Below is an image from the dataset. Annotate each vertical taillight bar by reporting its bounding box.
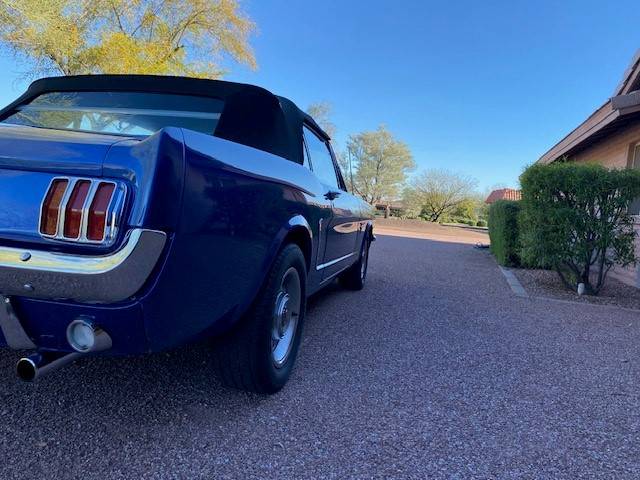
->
[39,179,69,236]
[63,180,91,238]
[87,182,116,241]
[40,178,122,243]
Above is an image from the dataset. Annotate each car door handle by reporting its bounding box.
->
[324,190,341,201]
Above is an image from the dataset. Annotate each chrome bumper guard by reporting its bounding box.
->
[0,229,166,304]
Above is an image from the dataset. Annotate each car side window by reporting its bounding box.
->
[303,125,339,189]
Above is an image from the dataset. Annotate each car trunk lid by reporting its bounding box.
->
[0,124,135,175]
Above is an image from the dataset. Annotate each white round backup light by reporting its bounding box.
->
[66,319,96,352]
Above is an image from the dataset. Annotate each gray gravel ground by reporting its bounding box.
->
[0,233,639,479]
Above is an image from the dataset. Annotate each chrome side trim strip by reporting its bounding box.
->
[316,251,356,271]
[0,228,166,303]
[316,218,324,267]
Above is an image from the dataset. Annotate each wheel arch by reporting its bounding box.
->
[281,215,313,273]
[365,220,375,242]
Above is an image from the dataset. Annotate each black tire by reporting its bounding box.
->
[213,244,307,394]
[339,231,371,291]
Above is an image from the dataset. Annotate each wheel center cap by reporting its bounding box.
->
[275,293,291,337]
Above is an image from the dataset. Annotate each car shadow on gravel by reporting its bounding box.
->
[0,234,486,419]
[0,277,357,434]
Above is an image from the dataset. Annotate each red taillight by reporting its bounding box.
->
[63,180,90,238]
[40,178,122,243]
[40,179,68,235]
[87,182,115,241]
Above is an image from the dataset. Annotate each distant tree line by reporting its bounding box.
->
[307,102,486,225]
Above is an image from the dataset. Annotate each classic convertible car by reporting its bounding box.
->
[0,75,374,393]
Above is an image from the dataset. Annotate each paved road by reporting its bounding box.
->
[0,231,639,479]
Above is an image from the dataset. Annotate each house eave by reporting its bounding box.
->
[537,91,640,164]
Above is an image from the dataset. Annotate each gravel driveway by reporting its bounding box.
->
[0,228,638,479]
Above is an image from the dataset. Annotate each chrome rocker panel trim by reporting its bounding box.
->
[0,228,166,304]
[316,252,355,271]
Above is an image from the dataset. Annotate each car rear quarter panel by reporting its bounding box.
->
[104,128,185,233]
[140,130,330,351]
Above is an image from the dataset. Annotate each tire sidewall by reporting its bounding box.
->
[360,233,371,284]
[255,245,307,392]
[338,230,371,290]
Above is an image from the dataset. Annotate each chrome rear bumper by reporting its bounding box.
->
[0,228,166,303]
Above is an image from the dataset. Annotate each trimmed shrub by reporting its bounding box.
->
[520,162,640,295]
[476,220,487,227]
[488,200,521,266]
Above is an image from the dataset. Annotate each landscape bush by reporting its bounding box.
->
[519,162,640,295]
[488,200,521,266]
[476,220,487,227]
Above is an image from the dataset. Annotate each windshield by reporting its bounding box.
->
[1,91,223,136]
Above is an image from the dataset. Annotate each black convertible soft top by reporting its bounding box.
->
[0,75,329,165]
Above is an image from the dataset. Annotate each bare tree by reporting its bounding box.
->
[404,169,478,222]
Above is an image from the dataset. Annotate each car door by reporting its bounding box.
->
[303,125,360,280]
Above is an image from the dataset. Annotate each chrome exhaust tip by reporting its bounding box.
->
[16,351,81,382]
[16,356,38,382]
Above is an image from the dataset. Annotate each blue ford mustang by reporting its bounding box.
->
[0,75,374,393]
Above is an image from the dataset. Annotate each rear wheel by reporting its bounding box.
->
[339,231,371,290]
[213,244,306,394]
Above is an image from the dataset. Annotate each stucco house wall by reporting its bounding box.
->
[570,122,640,169]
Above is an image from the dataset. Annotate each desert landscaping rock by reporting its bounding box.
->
[513,267,640,311]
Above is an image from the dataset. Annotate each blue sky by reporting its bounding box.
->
[0,0,637,191]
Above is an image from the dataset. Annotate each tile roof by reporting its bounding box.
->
[485,188,522,204]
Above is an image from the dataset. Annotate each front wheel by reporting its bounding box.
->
[213,244,307,394]
[339,231,371,291]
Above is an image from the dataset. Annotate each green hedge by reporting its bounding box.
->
[488,200,521,266]
[519,162,640,294]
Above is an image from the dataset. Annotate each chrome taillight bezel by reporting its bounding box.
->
[38,177,127,246]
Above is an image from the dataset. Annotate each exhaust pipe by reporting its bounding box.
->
[16,319,112,382]
[17,351,82,382]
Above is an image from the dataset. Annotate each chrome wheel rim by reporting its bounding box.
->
[272,267,301,367]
